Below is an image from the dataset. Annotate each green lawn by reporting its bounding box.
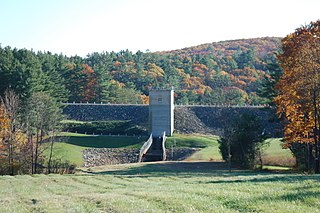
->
[45,133,293,167]
[65,135,147,148]
[263,138,291,157]
[0,162,319,212]
[166,134,218,148]
[166,134,222,161]
[43,143,86,166]
[262,138,295,167]
[44,133,148,166]
[47,133,222,166]
[166,135,292,165]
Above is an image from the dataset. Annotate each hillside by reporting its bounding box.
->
[0,37,282,105]
[155,37,282,104]
[161,37,281,57]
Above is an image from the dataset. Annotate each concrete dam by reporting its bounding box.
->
[63,103,281,137]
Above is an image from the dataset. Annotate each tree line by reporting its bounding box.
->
[0,37,282,106]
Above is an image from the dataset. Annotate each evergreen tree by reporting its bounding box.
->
[257,62,283,106]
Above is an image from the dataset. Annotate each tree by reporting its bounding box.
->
[0,103,10,173]
[275,20,320,172]
[0,88,63,175]
[0,89,22,175]
[219,112,266,169]
[81,64,98,102]
[224,87,248,105]
[258,61,283,105]
[102,80,143,104]
[25,92,63,173]
[37,52,69,102]
[63,57,84,102]
[85,52,113,102]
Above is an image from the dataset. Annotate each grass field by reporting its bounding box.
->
[262,138,295,167]
[46,133,222,166]
[0,162,319,212]
[45,133,293,167]
[44,133,148,166]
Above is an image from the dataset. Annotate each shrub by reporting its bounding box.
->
[219,112,267,169]
[63,120,147,135]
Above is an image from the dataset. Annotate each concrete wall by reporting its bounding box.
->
[149,90,174,137]
[63,104,281,136]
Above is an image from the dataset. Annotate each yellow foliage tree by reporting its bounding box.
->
[0,104,10,159]
[0,104,10,137]
[275,20,320,172]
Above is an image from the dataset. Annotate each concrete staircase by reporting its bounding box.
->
[138,132,166,162]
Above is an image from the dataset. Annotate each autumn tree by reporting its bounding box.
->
[0,89,23,175]
[0,103,10,173]
[275,20,320,172]
[81,64,98,102]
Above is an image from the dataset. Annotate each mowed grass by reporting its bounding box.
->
[46,133,221,166]
[166,135,293,165]
[43,143,86,166]
[45,133,293,167]
[0,162,319,213]
[166,134,217,148]
[262,138,295,167]
[166,134,222,161]
[44,133,148,166]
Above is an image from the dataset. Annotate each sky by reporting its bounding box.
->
[0,0,319,56]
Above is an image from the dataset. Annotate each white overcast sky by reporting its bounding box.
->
[0,0,319,56]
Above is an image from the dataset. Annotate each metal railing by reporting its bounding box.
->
[62,102,270,108]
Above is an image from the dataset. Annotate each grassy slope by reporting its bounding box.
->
[46,133,221,166]
[45,133,293,167]
[0,162,319,212]
[166,134,222,161]
[262,138,295,166]
[166,135,293,164]
[43,143,86,166]
[263,138,292,157]
[44,133,148,166]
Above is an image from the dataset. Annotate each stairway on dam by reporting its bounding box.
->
[141,136,166,162]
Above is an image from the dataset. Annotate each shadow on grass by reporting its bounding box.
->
[58,136,147,148]
[88,161,229,176]
[88,161,320,183]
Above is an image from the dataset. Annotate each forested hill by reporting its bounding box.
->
[0,37,282,105]
[159,37,281,57]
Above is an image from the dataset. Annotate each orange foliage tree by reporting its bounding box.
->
[81,64,97,102]
[0,89,23,175]
[275,20,320,172]
[0,104,10,157]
